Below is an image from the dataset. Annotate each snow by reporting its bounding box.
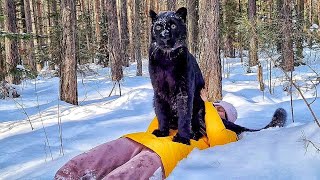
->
[1,54,320,179]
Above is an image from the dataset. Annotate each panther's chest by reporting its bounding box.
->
[154,65,176,91]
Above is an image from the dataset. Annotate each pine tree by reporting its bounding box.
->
[3,0,20,84]
[295,0,305,65]
[167,0,176,11]
[134,0,142,76]
[187,0,199,56]
[23,0,36,71]
[120,0,130,67]
[280,0,294,71]
[248,0,258,67]
[222,0,236,58]
[106,0,123,81]
[60,0,78,105]
[199,0,222,101]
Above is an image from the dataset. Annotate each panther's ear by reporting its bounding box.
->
[175,7,187,23]
[149,10,157,22]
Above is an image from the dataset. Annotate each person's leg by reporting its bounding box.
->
[103,148,163,180]
[54,138,144,180]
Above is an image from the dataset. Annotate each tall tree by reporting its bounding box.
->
[295,0,304,65]
[167,0,176,11]
[0,42,4,81]
[0,6,5,81]
[134,0,142,76]
[222,0,236,58]
[199,0,222,101]
[150,0,159,12]
[280,0,294,71]
[49,0,61,68]
[106,0,123,81]
[99,0,109,67]
[60,0,78,105]
[3,0,20,84]
[23,0,36,71]
[248,0,258,67]
[93,0,101,44]
[0,2,4,80]
[140,1,148,57]
[35,0,45,71]
[127,0,135,62]
[187,0,199,56]
[318,1,320,33]
[120,0,130,67]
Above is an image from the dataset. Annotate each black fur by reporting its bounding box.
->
[149,7,206,145]
[223,108,287,135]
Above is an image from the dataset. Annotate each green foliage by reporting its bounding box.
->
[0,15,4,23]
[0,31,34,40]
[76,12,96,64]
[5,62,37,81]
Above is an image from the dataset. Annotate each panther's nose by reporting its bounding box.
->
[160,29,169,37]
[161,37,170,45]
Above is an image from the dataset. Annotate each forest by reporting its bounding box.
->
[1,0,319,103]
[1,0,320,179]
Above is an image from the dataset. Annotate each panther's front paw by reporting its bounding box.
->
[192,131,204,141]
[173,133,190,145]
[152,129,169,137]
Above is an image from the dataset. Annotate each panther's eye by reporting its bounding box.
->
[155,25,162,31]
[171,24,177,29]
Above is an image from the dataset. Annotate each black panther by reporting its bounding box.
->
[148,7,206,145]
[148,7,287,145]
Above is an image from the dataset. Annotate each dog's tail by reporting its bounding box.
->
[223,108,287,135]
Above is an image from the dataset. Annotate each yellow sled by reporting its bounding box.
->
[125,101,238,177]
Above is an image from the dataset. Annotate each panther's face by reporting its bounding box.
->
[149,7,187,50]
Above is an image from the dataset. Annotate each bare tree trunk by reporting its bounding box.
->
[128,0,135,62]
[134,0,142,76]
[222,0,236,58]
[308,0,312,24]
[0,6,4,81]
[295,0,304,65]
[49,0,61,68]
[0,9,5,81]
[257,63,265,91]
[0,42,4,81]
[120,0,130,67]
[248,0,258,67]
[3,0,20,84]
[159,0,167,11]
[19,0,27,65]
[199,0,222,101]
[167,0,176,11]
[94,0,101,44]
[318,1,320,34]
[36,0,45,71]
[281,0,294,72]
[276,0,283,53]
[60,0,78,105]
[187,0,199,56]
[99,0,109,67]
[82,0,93,63]
[106,0,123,81]
[24,0,36,71]
[150,0,159,12]
[140,1,148,57]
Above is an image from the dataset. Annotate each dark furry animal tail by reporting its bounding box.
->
[223,108,287,135]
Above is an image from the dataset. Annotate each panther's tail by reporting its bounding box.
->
[223,108,287,135]
[263,108,287,129]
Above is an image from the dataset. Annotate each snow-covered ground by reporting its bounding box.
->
[0,54,320,179]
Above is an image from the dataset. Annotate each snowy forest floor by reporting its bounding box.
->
[1,52,320,179]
